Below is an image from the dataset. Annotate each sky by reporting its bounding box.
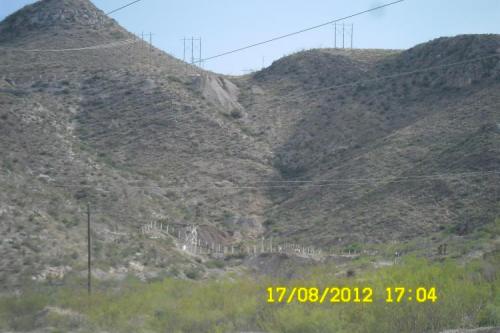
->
[1,0,499,75]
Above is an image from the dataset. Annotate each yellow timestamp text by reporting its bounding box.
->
[266,287,437,304]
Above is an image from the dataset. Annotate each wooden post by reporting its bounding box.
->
[87,203,91,296]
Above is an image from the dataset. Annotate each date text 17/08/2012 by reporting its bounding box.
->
[266,287,438,304]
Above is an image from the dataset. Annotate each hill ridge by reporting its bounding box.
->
[0,0,499,289]
[0,0,127,45]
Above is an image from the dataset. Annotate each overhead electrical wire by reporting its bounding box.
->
[3,51,498,175]
[0,0,403,59]
[18,170,500,191]
[199,0,405,63]
[1,0,497,193]
[0,38,138,53]
[272,53,500,103]
[0,0,147,52]
[106,0,145,15]
[69,52,500,142]
[3,48,496,147]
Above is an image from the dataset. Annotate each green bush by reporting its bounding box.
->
[0,255,498,332]
[0,294,49,331]
[206,259,225,269]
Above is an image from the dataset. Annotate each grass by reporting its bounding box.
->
[0,253,498,333]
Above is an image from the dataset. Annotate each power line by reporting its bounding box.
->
[62,52,500,136]
[5,52,496,96]
[106,0,145,16]
[3,44,498,188]
[21,170,500,191]
[278,54,500,103]
[41,40,489,132]
[4,53,497,186]
[0,1,148,58]
[247,170,500,184]
[17,89,498,190]
[0,38,138,53]
[199,0,405,63]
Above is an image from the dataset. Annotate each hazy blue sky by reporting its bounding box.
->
[1,0,499,75]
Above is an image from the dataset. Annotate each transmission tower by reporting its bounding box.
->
[182,37,203,67]
[333,22,354,49]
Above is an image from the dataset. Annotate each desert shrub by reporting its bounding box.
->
[0,294,49,331]
[184,266,204,280]
[0,255,498,332]
[345,243,362,253]
[61,217,79,228]
[230,109,243,119]
[206,259,225,269]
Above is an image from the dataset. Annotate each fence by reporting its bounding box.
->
[141,222,326,259]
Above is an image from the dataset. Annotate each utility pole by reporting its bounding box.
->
[182,37,202,67]
[147,32,154,69]
[191,36,194,64]
[342,22,345,49]
[199,37,202,68]
[182,37,186,62]
[351,24,354,49]
[87,202,91,296]
[334,23,337,48]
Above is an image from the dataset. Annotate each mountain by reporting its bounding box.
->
[247,36,500,245]
[0,0,129,45]
[0,0,499,288]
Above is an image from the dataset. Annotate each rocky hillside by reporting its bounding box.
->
[0,0,499,289]
[0,0,129,45]
[0,0,275,288]
[243,36,500,246]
